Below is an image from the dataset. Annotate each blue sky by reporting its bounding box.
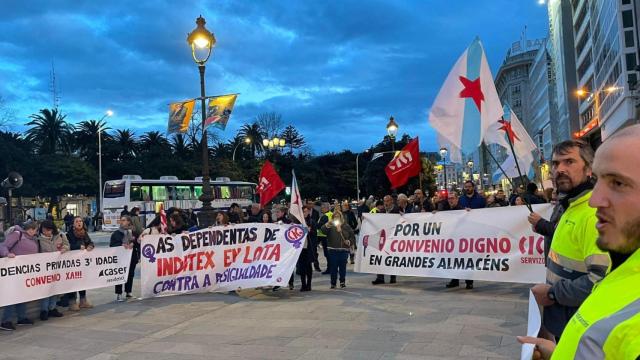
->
[0,0,548,154]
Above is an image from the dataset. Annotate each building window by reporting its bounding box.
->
[626,53,637,71]
[623,10,634,28]
[625,30,635,48]
[623,0,631,4]
[512,85,521,95]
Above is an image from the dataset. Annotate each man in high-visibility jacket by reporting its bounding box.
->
[519,124,640,359]
[530,139,610,339]
[316,202,333,274]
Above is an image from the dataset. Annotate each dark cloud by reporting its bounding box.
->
[0,0,548,153]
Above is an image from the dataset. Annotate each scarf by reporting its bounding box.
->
[73,227,86,240]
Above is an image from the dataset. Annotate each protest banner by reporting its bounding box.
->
[355,204,553,284]
[140,223,306,298]
[0,247,132,307]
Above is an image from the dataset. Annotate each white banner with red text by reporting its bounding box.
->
[140,223,306,298]
[0,247,132,307]
[355,204,553,283]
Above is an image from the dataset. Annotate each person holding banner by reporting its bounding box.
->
[0,221,39,330]
[519,124,640,359]
[110,215,135,302]
[62,216,95,311]
[530,140,609,340]
[37,220,68,321]
[321,209,355,289]
[372,196,399,285]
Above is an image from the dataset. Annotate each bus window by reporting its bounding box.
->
[131,185,151,201]
[220,186,231,199]
[166,186,177,200]
[152,185,167,201]
[176,186,192,200]
[104,182,125,198]
[235,185,254,200]
[193,186,203,199]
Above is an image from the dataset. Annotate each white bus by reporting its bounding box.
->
[101,175,257,231]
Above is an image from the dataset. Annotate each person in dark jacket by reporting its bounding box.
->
[0,222,39,330]
[494,189,510,207]
[340,201,358,264]
[522,182,547,205]
[320,209,355,289]
[528,188,566,259]
[305,200,321,272]
[63,212,74,232]
[459,180,486,209]
[445,191,477,289]
[297,207,315,291]
[63,216,95,310]
[247,203,263,223]
[110,215,135,302]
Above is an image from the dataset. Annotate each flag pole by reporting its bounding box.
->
[501,116,533,213]
[482,141,515,188]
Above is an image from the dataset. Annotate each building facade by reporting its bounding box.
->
[548,0,581,141]
[572,0,640,143]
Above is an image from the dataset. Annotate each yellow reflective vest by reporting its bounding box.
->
[552,248,640,359]
[544,190,610,336]
[317,211,332,238]
[369,207,379,213]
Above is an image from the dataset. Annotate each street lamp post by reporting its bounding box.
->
[97,110,113,217]
[232,137,252,162]
[355,150,369,201]
[467,160,474,181]
[439,147,448,191]
[187,15,216,227]
[386,116,399,152]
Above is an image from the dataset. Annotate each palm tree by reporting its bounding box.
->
[238,122,265,157]
[113,129,137,161]
[74,119,110,162]
[140,131,170,154]
[25,108,73,154]
[170,134,192,160]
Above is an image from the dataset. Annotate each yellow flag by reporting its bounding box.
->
[204,94,238,131]
[168,100,195,134]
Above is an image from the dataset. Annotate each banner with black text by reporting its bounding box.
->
[140,223,306,298]
[355,204,553,283]
[0,247,132,307]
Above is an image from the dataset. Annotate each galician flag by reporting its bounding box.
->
[492,104,538,182]
[428,37,504,162]
[288,170,307,229]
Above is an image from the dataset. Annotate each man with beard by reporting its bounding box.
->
[519,125,640,359]
[529,140,610,340]
[447,181,485,289]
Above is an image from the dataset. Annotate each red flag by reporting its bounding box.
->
[385,137,421,189]
[257,160,285,207]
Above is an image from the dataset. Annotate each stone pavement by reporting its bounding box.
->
[0,252,531,360]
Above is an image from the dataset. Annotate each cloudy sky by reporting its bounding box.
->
[1,0,548,154]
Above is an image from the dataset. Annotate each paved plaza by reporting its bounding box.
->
[0,233,530,360]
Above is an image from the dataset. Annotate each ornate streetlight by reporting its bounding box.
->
[386,116,399,152]
[262,137,286,151]
[467,160,474,181]
[439,147,448,191]
[187,15,216,227]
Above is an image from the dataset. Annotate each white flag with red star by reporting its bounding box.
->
[428,37,506,162]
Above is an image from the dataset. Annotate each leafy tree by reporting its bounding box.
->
[280,124,306,155]
[25,108,73,154]
[256,112,282,138]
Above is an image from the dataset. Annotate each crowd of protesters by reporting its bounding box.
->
[2,127,640,359]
